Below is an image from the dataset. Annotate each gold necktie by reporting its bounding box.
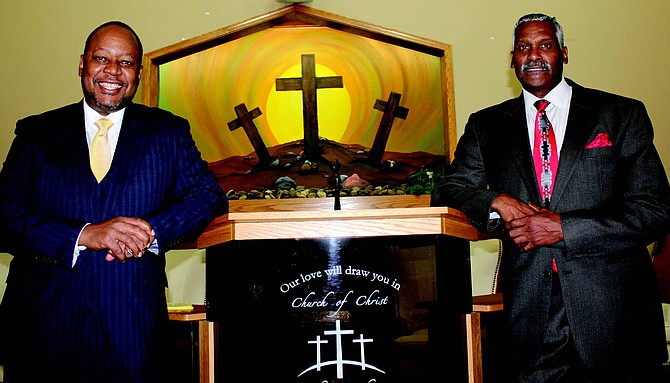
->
[90,118,114,182]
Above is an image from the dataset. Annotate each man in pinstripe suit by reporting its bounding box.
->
[0,21,227,382]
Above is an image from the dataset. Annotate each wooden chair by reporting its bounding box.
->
[651,232,670,368]
[466,294,503,383]
[395,239,504,382]
[168,305,215,383]
[466,239,504,383]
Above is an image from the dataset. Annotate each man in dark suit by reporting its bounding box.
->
[0,21,227,382]
[431,13,670,382]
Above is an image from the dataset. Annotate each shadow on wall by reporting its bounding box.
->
[470,239,501,296]
[0,250,207,305]
[165,249,207,304]
[0,253,11,302]
[0,243,504,303]
[0,253,9,383]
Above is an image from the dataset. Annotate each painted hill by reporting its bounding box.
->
[208,138,445,195]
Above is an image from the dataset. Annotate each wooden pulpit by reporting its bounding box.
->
[141,6,466,381]
[190,195,487,382]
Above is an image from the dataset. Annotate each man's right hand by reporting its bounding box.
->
[79,217,155,262]
[491,193,538,223]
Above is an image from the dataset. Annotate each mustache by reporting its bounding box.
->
[522,61,550,71]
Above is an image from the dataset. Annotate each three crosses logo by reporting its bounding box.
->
[298,319,385,379]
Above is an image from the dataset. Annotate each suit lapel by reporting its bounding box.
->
[56,103,93,180]
[550,81,600,209]
[503,97,544,204]
[43,102,99,220]
[108,105,144,180]
[62,103,97,196]
[97,104,149,215]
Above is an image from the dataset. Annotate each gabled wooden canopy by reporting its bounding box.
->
[141,4,457,163]
[143,5,450,66]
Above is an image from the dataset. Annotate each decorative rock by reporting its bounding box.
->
[341,173,370,188]
[273,176,297,190]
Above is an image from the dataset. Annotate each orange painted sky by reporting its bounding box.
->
[158,24,446,162]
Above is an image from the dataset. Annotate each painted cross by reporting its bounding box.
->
[369,91,409,164]
[369,92,409,163]
[276,54,343,158]
[227,103,273,165]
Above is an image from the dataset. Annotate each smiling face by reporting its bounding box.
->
[78,24,142,115]
[511,20,568,98]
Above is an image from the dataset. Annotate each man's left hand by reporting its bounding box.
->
[506,205,563,252]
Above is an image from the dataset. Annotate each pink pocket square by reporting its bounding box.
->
[585,132,612,149]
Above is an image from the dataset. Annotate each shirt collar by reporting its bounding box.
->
[82,101,126,128]
[522,77,572,110]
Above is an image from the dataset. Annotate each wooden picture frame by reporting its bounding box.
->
[141,4,456,212]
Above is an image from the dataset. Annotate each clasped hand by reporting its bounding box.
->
[79,217,155,262]
[492,193,564,252]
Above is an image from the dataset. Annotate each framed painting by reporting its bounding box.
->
[141,5,456,211]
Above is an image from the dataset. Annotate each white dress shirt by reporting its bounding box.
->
[522,77,573,159]
[83,101,125,154]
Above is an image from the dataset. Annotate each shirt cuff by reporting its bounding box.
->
[487,211,503,233]
[73,223,91,267]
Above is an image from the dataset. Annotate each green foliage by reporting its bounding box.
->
[406,165,445,195]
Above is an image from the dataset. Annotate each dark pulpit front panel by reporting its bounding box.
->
[206,234,472,382]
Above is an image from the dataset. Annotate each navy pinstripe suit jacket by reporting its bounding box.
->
[0,101,227,382]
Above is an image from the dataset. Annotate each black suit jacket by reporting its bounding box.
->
[0,101,228,381]
[432,79,670,377]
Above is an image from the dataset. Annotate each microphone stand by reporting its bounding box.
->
[330,159,342,210]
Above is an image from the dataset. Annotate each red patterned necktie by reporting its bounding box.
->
[532,100,558,207]
[532,100,559,272]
